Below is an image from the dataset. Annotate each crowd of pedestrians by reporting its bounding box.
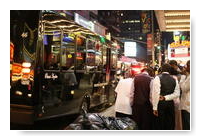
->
[114,60,190,130]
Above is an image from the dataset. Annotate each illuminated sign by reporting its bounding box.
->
[53,31,61,41]
[147,34,153,48]
[105,33,111,41]
[12,63,22,74]
[10,42,14,61]
[75,13,94,31]
[120,56,136,63]
[170,48,190,58]
[124,42,137,57]
[100,36,106,43]
[175,48,188,55]
[170,40,190,48]
[173,35,180,42]
[168,42,190,59]
[141,11,151,34]
[94,22,106,36]
[68,54,72,58]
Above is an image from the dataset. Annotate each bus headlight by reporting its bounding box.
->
[71,90,74,95]
[15,91,23,96]
[28,94,32,98]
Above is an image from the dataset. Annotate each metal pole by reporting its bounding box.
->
[158,32,162,67]
[158,49,161,67]
[151,10,155,67]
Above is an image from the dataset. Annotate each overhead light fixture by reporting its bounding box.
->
[174,31,180,35]
[166,29,190,32]
[165,12,190,17]
[166,19,190,23]
[166,24,190,28]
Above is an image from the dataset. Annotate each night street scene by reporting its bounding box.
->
[10,10,190,130]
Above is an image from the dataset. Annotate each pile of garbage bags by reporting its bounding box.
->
[65,113,138,130]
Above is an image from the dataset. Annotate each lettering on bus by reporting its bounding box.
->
[44,73,58,80]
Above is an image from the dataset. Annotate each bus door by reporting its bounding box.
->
[60,33,76,101]
[40,23,89,119]
[73,35,92,97]
[101,44,117,104]
[85,39,104,107]
[41,23,63,115]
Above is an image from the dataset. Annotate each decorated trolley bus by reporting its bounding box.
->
[10,10,121,124]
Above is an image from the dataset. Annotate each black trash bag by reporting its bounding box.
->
[102,117,120,130]
[65,113,108,130]
[115,117,138,130]
[65,113,138,130]
[86,113,109,130]
[87,113,105,124]
[102,116,138,130]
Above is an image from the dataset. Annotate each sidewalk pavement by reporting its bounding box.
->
[99,105,115,117]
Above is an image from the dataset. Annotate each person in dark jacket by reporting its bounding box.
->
[132,68,154,130]
[151,63,180,130]
[169,60,181,81]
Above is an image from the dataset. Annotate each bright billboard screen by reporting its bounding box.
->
[124,42,136,57]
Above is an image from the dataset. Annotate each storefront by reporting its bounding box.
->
[168,40,190,65]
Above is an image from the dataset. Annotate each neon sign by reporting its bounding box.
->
[170,40,190,48]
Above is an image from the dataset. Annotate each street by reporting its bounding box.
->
[10,104,114,130]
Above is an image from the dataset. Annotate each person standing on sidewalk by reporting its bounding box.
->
[132,68,154,130]
[151,63,180,130]
[169,60,183,130]
[114,69,134,118]
[179,60,190,130]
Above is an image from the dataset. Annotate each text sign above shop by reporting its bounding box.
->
[74,13,106,36]
[94,22,106,36]
[175,48,188,54]
[74,13,94,31]
[170,40,190,48]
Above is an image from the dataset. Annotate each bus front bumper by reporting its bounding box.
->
[10,104,35,125]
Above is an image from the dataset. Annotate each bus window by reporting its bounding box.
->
[111,49,118,69]
[76,36,86,70]
[102,45,107,67]
[43,23,61,70]
[86,39,96,67]
[61,33,75,70]
[95,42,103,66]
